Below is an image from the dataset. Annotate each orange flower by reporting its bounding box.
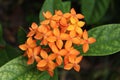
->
[64,56,83,72]
[67,17,85,35]
[53,28,69,49]
[37,49,56,76]
[26,46,41,64]
[82,30,96,53]
[64,47,80,65]
[49,42,67,66]
[54,10,70,27]
[19,37,36,50]
[19,37,41,65]
[34,24,49,40]
[70,8,84,20]
[65,30,82,49]
[36,25,56,45]
[27,22,39,37]
[41,11,58,29]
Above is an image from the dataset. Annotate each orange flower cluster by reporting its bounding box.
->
[19,8,96,76]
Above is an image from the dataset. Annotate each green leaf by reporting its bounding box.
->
[53,0,71,13]
[53,0,63,11]
[0,45,21,67]
[0,24,6,46]
[39,0,54,21]
[50,68,58,80]
[62,1,71,13]
[76,24,120,56]
[0,49,9,66]
[81,0,110,24]
[0,56,50,80]
[17,27,27,44]
[5,45,21,60]
[0,44,21,66]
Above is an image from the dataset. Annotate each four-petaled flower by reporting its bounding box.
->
[64,56,83,72]
[82,30,96,53]
[37,49,56,76]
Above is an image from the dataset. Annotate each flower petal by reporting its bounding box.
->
[27,37,36,48]
[60,33,69,40]
[70,30,76,38]
[19,44,27,50]
[43,11,52,19]
[77,21,85,27]
[76,14,84,19]
[56,39,63,49]
[34,33,43,40]
[59,49,67,56]
[52,15,61,21]
[72,37,81,44]
[71,8,76,15]
[67,25,74,31]
[27,57,34,65]
[65,40,72,49]
[64,63,73,70]
[64,57,69,65]
[27,48,33,58]
[60,26,68,33]
[38,25,48,33]
[83,43,89,53]
[83,30,88,40]
[68,55,75,63]
[56,56,63,65]
[47,36,56,42]
[63,13,71,18]
[74,64,80,72]
[70,48,80,55]
[48,61,56,70]
[35,56,41,62]
[60,17,67,26]
[46,31,52,36]
[88,37,96,44]
[78,39,84,44]
[55,10,63,15]
[50,20,58,28]
[31,22,38,29]
[27,30,35,37]
[40,50,48,59]
[75,56,83,63]
[75,27,83,35]
[53,28,60,37]
[34,46,41,56]
[48,42,59,53]
[70,17,76,24]
[48,53,56,60]
[40,20,50,25]
[37,60,47,67]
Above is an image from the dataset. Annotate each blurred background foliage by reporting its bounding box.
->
[0,0,120,80]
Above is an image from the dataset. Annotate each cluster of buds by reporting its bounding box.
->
[19,8,96,76]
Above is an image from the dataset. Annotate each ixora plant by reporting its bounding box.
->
[0,0,120,80]
[19,8,96,76]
